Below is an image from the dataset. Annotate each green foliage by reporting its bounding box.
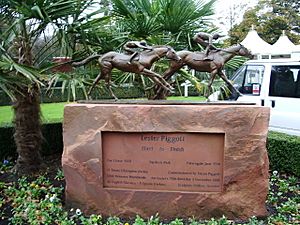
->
[111,0,217,49]
[47,72,90,102]
[54,169,64,181]
[267,171,299,224]
[267,0,300,35]
[267,131,300,176]
[3,175,72,224]
[0,102,67,126]
[0,159,13,173]
[0,164,299,224]
[228,0,300,45]
[0,85,145,106]
[0,54,45,101]
[0,0,115,175]
[0,0,114,100]
[103,0,245,99]
[0,126,17,160]
[0,123,62,160]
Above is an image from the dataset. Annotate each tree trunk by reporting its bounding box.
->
[13,86,43,175]
[12,22,43,175]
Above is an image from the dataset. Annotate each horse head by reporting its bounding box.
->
[165,46,181,62]
[152,45,181,62]
[238,44,254,59]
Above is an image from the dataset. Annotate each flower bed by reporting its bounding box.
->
[0,156,299,225]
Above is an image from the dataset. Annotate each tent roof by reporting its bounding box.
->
[241,27,272,54]
[272,31,296,54]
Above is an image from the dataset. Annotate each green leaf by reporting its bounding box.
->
[31,5,44,20]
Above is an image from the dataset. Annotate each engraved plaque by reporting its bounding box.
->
[102,132,224,192]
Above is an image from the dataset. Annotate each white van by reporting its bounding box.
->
[210,59,300,136]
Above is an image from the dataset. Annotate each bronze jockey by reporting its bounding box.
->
[124,40,152,64]
[193,32,224,60]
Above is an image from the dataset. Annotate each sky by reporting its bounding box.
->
[212,0,259,34]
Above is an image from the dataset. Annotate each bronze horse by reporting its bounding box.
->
[72,46,181,99]
[153,44,253,99]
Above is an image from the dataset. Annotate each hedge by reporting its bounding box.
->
[0,123,62,160]
[0,86,146,106]
[0,86,202,106]
[1,126,299,176]
[267,131,300,176]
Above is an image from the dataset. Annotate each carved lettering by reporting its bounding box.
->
[103,132,224,192]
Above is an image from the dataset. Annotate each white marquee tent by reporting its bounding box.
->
[240,27,300,59]
[241,26,272,55]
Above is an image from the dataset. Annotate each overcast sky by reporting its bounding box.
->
[212,0,259,34]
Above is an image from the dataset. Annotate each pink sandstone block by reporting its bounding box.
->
[62,103,270,220]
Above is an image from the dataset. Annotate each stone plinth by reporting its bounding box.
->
[62,102,270,220]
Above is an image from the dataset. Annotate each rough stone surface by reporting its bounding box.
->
[62,103,270,220]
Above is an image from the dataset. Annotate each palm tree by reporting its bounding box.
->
[111,0,217,46]
[109,0,219,98]
[0,0,108,175]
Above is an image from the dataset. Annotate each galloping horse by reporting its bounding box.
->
[153,44,253,99]
[72,46,181,99]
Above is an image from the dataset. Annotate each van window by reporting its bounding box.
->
[232,65,265,95]
[269,66,300,98]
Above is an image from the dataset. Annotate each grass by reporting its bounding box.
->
[0,102,67,127]
[0,96,205,126]
[166,96,206,101]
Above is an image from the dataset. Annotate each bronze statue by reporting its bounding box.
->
[153,44,253,99]
[193,32,224,60]
[123,40,153,64]
[72,45,181,100]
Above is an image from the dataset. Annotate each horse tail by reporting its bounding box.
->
[72,54,102,67]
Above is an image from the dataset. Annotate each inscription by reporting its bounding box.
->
[103,132,224,192]
[141,135,185,144]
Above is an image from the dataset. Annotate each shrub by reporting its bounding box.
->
[0,123,62,160]
[0,126,16,160]
[267,131,300,176]
[0,86,145,106]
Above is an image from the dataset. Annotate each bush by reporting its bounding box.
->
[0,92,13,106]
[0,125,16,160]
[42,86,145,102]
[0,86,145,106]
[267,131,300,176]
[172,86,201,97]
[0,123,62,160]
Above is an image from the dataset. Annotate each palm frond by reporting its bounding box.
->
[47,71,90,102]
[0,55,43,86]
[225,56,248,70]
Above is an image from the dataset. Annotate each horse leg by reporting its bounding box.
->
[141,68,172,92]
[218,70,242,97]
[104,72,118,100]
[205,71,218,98]
[88,61,118,100]
[162,61,182,80]
[144,68,173,89]
[101,62,118,100]
[88,71,102,98]
[152,88,169,100]
[152,63,183,99]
